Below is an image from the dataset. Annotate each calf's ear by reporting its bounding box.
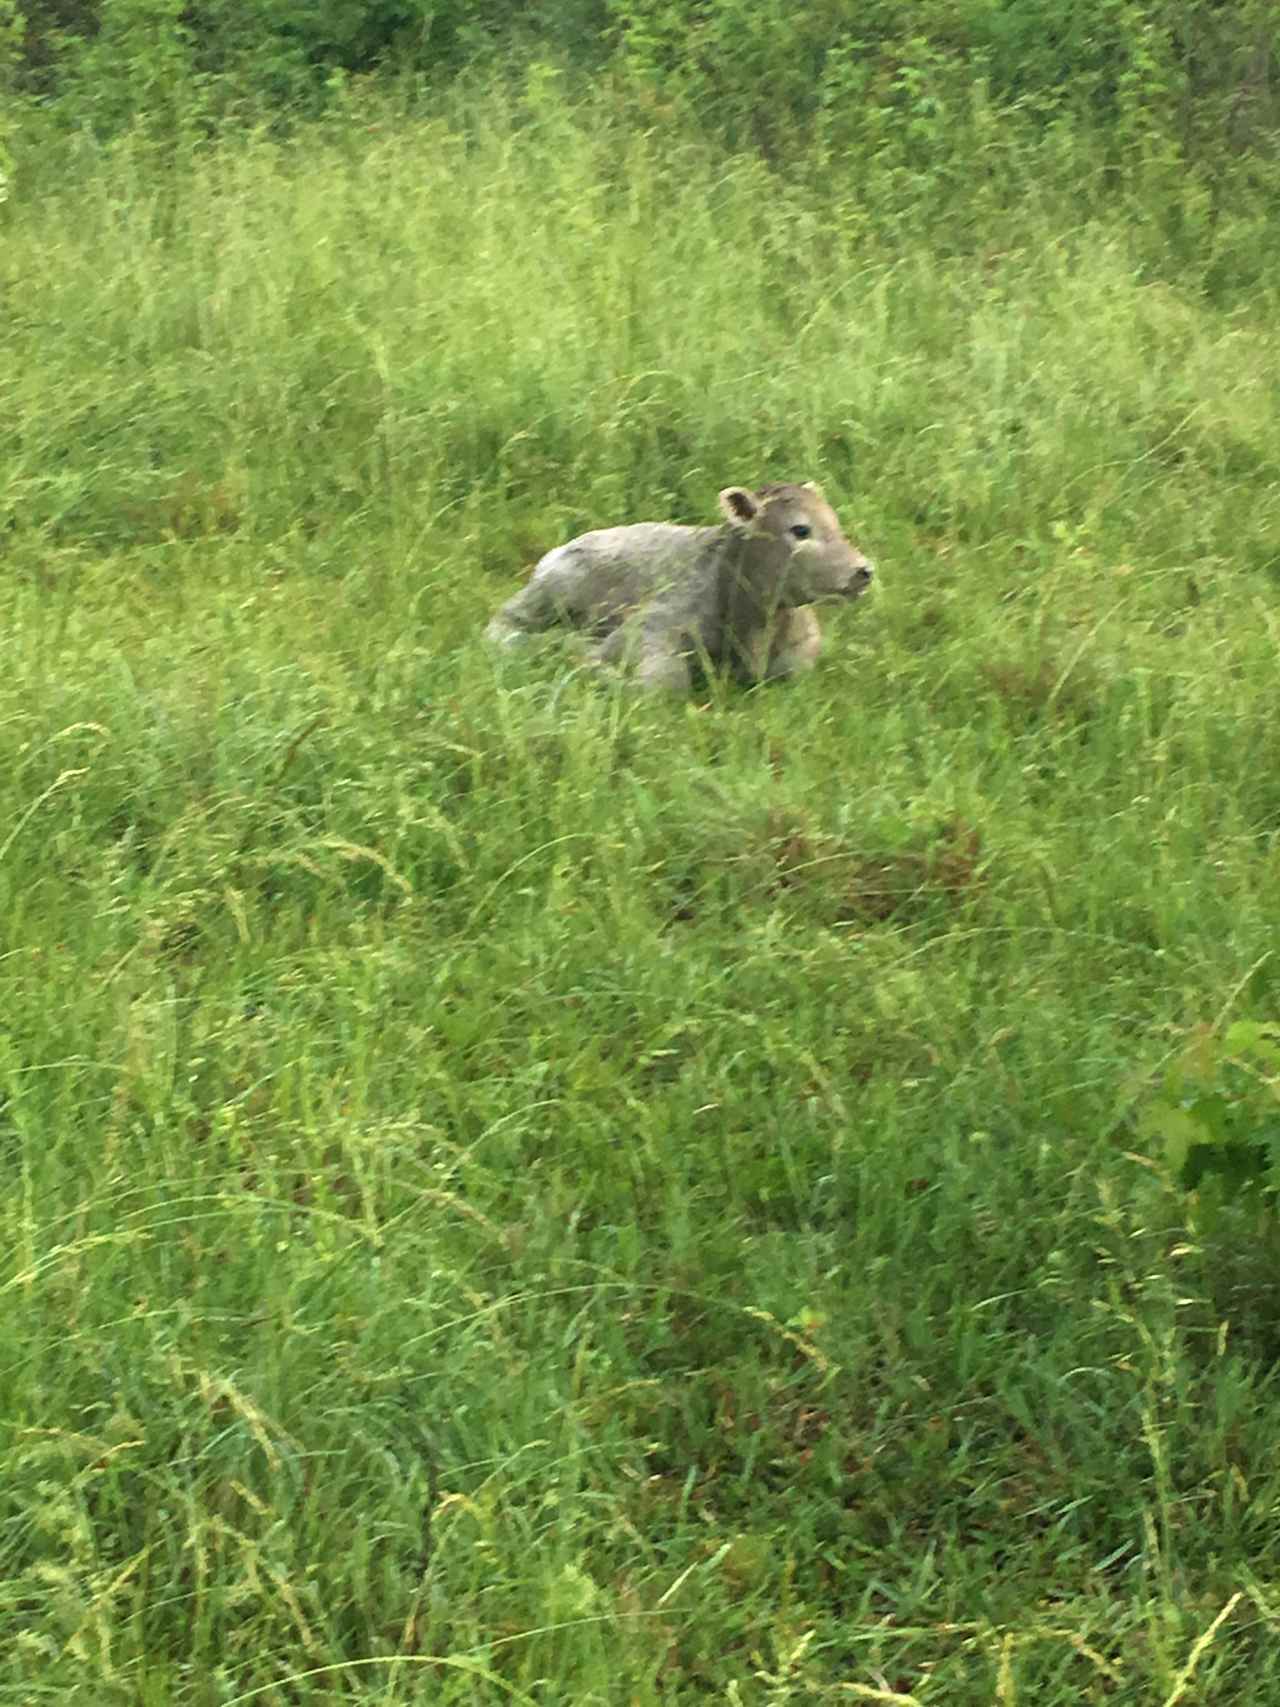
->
[719,487,761,527]
[801,480,826,499]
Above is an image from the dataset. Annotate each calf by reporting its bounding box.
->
[486,482,874,692]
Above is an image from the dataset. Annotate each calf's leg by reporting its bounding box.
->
[762,608,822,679]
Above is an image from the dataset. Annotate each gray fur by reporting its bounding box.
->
[486,482,874,692]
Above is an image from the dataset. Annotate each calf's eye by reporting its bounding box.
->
[789,524,812,540]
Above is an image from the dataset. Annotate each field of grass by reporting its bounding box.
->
[3,81,1280,1703]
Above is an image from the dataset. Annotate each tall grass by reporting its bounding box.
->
[3,83,1280,1703]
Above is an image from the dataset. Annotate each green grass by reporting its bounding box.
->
[3,83,1280,1704]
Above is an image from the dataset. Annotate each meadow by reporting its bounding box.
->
[3,73,1280,1703]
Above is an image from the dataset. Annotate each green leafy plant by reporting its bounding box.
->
[49,0,203,138]
[1139,1020,1280,1201]
[0,0,25,198]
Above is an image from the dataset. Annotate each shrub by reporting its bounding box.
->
[0,0,23,192]
[10,0,614,122]
[605,0,1279,167]
[5,0,1277,160]
[1139,1021,1280,1207]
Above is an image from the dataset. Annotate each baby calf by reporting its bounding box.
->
[486,482,874,692]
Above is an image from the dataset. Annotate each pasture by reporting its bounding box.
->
[3,82,1280,1703]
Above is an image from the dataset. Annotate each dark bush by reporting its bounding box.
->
[3,0,1277,164]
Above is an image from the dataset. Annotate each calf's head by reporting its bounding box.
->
[720,482,874,606]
